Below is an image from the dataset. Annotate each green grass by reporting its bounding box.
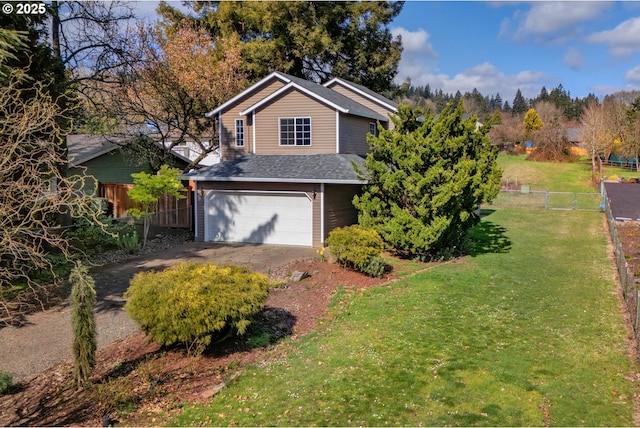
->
[169,209,636,426]
[498,154,597,193]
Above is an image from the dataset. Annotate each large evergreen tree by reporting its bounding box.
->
[354,102,502,260]
[157,0,403,93]
[512,89,528,116]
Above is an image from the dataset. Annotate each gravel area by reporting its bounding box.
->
[0,236,315,383]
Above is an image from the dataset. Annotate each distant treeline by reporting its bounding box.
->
[402,83,599,122]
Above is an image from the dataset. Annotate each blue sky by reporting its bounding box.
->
[134,1,640,104]
[391,1,640,103]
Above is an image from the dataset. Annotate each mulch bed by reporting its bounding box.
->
[0,258,390,427]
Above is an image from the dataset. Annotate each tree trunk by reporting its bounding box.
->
[51,1,61,60]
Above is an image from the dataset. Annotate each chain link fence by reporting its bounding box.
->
[603,187,640,341]
[486,188,604,211]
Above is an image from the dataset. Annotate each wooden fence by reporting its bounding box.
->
[98,183,191,229]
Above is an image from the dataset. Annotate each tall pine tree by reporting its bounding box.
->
[157,1,403,93]
[512,89,528,116]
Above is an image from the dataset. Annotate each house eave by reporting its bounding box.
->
[182,176,366,185]
[205,71,290,117]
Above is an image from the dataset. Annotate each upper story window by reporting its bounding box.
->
[368,122,379,137]
[235,119,245,147]
[280,117,311,146]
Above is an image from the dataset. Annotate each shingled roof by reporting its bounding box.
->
[208,71,388,122]
[183,154,367,184]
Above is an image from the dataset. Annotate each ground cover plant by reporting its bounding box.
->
[171,208,636,426]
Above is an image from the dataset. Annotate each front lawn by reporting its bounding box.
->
[171,208,636,426]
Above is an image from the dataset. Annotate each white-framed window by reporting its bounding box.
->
[279,117,311,146]
[368,122,379,137]
[235,119,245,147]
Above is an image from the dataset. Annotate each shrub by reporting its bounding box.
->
[69,261,97,389]
[326,225,384,276]
[68,216,140,255]
[124,262,273,355]
[0,370,12,394]
[361,256,387,278]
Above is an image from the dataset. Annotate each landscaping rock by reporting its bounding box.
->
[201,382,225,399]
[290,271,310,282]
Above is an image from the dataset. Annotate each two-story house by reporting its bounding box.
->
[183,71,398,247]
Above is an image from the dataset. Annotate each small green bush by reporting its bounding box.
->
[0,370,13,394]
[124,262,273,355]
[361,256,387,278]
[68,216,139,255]
[326,225,384,276]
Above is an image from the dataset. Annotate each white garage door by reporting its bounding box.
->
[204,191,313,246]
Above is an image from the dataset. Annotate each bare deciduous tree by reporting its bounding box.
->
[100,23,248,171]
[51,0,137,87]
[581,100,611,182]
[0,70,103,320]
[528,101,572,162]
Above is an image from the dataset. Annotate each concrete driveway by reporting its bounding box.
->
[0,242,317,382]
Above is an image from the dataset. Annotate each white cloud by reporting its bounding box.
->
[392,27,439,85]
[588,17,640,56]
[510,2,610,42]
[391,27,437,57]
[395,61,549,101]
[563,47,584,70]
[625,65,640,83]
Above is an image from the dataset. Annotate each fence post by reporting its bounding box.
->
[636,289,640,338]
[544,190,548,209]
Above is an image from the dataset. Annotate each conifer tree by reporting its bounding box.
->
[354,102,502,260]
[512,89,528,116]
[524,108,543,138]
[69,261,97,390]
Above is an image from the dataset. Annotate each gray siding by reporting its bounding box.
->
[339,114,371,155]
[323,184,361,242]
[326,82,395,130]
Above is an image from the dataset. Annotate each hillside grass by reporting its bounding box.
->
[169,208,636,426]
[500,154,640,192]
[498,155,596,193]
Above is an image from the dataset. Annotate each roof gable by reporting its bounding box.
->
[67,134,122,165]
[67,135,194,167]
[207,71,391,122]
[323,77,398,112]
[239,79,387,121]
[205,71,290,117]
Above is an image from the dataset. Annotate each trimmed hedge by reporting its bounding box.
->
[325,225,385,277]
[124,262,274,355]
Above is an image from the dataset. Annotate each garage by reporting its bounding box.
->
[204,190,313,246]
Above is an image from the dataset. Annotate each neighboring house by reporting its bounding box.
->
[67,134,193,225]
[161,136,221,167]
[183,71,398,247]
[567,127,588,157]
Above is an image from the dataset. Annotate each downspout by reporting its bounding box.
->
[320,183,325,245]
